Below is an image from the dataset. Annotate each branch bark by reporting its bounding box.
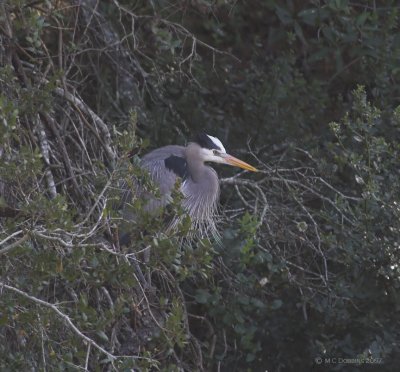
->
[0,281,116,360]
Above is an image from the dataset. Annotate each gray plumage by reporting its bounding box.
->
[141,145,186,213]
[119,134,257,242]
[140,143,219,238]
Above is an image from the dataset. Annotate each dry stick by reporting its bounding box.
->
[224,170,334,287]
[0,206,23,218]
[77,174,114,226]
[0,234,29,255]
[35,115,57,199]
[1,3,13,66]
[61,106,95,171]
[85,343,91,372]
[0,229,24,246]
[291,191,329,284]
[80,0,100,42]
[12,50,31,88]
[42,113,85,202]
[111,0,240,63]
[224,175,355,226]
[0,282,116,361]
[53,87,116,165]
[160,265,204,371]
[3,7,33,89]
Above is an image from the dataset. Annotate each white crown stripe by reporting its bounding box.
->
[206,134,226,153]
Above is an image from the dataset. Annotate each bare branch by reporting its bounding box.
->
[0,234,29,255]
[0,281,117,360]
[53,87,116,164]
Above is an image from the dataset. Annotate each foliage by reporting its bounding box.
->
[1,1,400,371]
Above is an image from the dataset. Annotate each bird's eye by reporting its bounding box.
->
[212,149,219,156]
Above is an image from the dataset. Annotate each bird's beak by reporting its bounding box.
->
[222,154,258,172]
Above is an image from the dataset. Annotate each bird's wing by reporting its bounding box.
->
[120,145,186,216]
[140,145,186,195]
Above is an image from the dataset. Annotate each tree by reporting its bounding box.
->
[1,1,400,370]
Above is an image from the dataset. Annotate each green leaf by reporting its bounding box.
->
[356,12,369,27]
[0,314,8,326]
[271,299,283,310]
[298,8,318,26]
[194,289,210,304]
[96,330,109,342]
[276,6,293,25]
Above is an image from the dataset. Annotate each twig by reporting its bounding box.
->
[85,343,91,371]
[53,87,116,165]
[0,281,116,361]
[35,115,57,199]
[0,234,29,255]
[0,229,24,246]
[42,113,85,203]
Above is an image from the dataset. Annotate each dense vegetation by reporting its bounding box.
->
[1,1,399,370]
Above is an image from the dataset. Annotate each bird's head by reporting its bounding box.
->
[194,133,258,172]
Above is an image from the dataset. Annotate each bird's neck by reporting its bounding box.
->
[187,158,208,183]
[184,143,220,187]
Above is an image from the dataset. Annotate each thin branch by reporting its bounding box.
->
[35,115,57,199]
[0,281,116,361]
[0,234,29,255]
[53,87,116,164]
[85,343,91,371]
[0,229,24,246]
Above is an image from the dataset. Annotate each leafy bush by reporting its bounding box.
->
[1,1,400,371]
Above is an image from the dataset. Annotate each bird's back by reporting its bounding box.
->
[120,145,185,216]
[141,145,185,199]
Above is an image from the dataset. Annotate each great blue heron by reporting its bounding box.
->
[119,133,257,242]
